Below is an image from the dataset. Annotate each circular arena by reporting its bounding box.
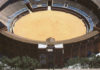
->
[0,0,100,68]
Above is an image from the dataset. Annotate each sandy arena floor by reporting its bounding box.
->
[13,10,86,41]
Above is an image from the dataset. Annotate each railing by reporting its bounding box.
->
[52,4,64,7]
[67,6,94,31]
[32,3,47,8]
[52,3,94,32]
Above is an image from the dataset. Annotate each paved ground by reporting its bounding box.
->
[36,69,100,70]
[37,69,100,70]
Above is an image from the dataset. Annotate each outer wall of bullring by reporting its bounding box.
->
[0,0,100,68]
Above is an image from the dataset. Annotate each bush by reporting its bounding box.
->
[89,56,100,68]
[0,56,40,70]
[65,55,100,68]
[65,57,90,68]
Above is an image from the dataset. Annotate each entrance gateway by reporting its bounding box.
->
[38,38,64,68]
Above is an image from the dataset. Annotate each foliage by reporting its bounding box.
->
[0,56,40,70]
[65,55,100,68]
[89,56,100,68]
[18,56,40,70]
[67,57,80,66]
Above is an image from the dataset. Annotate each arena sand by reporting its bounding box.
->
[13,10,86,41]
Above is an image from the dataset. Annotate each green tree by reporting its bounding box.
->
[65,57,90,68]
[0,56,40,70]
[16,56,40,70]
[79,57,89,68]
[67,57,80,66]
[89,56,100,68]
[0,56,20,69]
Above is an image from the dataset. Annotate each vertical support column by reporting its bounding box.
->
[90,40,94,53]
[78,43,81,57]
[95,38,100,53]
[85,43,88,56]
[70,45,73,58]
